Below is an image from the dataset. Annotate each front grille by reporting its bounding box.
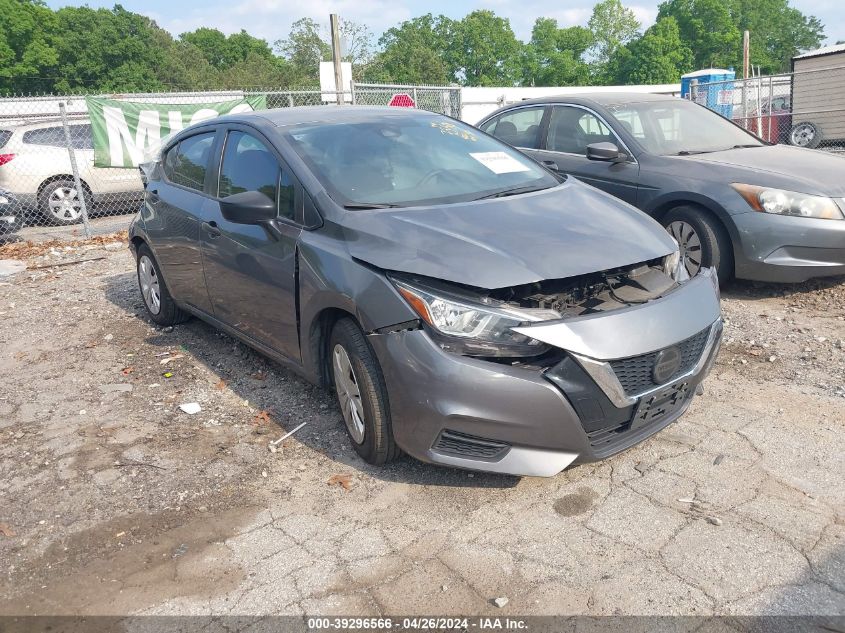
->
[609,328,710,396]
[432,430,510,460]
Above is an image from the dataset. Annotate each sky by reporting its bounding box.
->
[44,0,843,49]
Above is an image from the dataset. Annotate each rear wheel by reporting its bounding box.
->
[329,318,399,465]
[136,244,189,326]
[663,205,734,283]
[40,179,86,226]
[789,122,822,149]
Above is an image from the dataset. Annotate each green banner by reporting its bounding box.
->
[86,95,267,168]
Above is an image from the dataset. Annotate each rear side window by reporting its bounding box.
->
[21,124,93,149]
[0,130,11,149]
[485,107,545,149]
[163,132,216,192]
[219,131,294,220]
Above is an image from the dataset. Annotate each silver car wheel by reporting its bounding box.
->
[332,343,366,444]
[48,186,82,222]
[790,123,815,147]
[667,220,702,277]
[138,255,161,315]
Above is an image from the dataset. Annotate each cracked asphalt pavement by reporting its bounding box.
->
[0,237,843,617]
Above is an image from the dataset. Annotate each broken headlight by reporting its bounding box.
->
[662,241,689,282]
[392,278,560,357]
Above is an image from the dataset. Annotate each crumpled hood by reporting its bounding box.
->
[338,179,676,289]
[680,145,845,197]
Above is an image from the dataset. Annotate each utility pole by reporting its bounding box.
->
[742,30,750,79]
[330,14,344,105]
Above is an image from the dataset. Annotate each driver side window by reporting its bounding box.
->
[219,131,294,220]
[547,106,615,155]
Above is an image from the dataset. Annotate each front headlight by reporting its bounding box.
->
[392,278,560,357]
[732,183,844,220]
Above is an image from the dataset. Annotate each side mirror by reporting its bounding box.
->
[587,142,628,163]
[219,190,276,224]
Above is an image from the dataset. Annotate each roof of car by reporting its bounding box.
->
[234,105,442,127]
[506,92,678,109]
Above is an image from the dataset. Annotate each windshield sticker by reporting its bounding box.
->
[431,121,477,141]
[470,152,531,174]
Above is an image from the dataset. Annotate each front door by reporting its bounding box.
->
[201,128,301,361]
[534,105,640,205]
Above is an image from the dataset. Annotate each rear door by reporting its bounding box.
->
[201,126,302,361]
[143,129,218,314]
[534,104,639,204]
[478,106,548,161]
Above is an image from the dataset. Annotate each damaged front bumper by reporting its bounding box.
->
[367,268,722,477]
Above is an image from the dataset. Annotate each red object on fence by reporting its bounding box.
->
[388,93,416,108]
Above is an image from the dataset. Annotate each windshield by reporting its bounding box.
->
[607,100,764,156]
[284,115,559,207]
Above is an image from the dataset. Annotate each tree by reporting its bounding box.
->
[364,14,451,84]
[523,18,593,86]
[588,0,641,78]
[609,16,693,84]
[0,0,58,93]
[657,0,740,70]
[728,0,824,73]
[445,10,523,86]
[275,18,331,85]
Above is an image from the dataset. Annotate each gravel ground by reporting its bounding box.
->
[0,236,843,617]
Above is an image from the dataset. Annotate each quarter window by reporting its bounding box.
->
[219,131,294,220]
[547,106,616,155]
[165,132,216,192]
[486,107,544,149]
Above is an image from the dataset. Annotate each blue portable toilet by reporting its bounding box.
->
[681,68,736,118]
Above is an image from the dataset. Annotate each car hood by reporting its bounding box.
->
[679,145,845,197]
[338,179,676,289]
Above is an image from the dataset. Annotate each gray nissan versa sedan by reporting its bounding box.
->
[479,93,845,283]
[129,106,722,477]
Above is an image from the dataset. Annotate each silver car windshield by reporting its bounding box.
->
[285,116,559,207]
[608,100,764,156]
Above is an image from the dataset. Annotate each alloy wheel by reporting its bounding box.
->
[667,220,702,277]
[138,255,161,315]
[332,343,366,444]
[790,123,815,147]
[48,186,83,222]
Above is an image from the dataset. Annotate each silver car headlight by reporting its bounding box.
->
[732,183,844,220]
[391,278,560,357]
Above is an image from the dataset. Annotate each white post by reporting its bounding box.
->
[59,102,91,238]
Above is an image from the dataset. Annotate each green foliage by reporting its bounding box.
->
[588,0,641,80]
[364,14,451,84]
[523,19,594,86]
[445,10,523,86]
[609,17,694,84]
[0,0,828,94]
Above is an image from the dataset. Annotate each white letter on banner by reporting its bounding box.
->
[104,106,161,167]
[190,108,219,125]
[167,111,185,134]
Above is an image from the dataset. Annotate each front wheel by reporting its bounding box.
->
[329,318,399,465]
[663,206,734,283]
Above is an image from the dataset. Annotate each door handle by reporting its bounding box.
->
[203,220,221,238]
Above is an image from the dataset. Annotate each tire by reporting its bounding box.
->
[789,122,822,149]
[663,205,734,283]
[136,244,190,326]
[39,179,88,226]
[329,317,399,465]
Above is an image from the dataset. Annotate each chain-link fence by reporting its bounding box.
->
[0,83,461,242]
[687,64,845,154]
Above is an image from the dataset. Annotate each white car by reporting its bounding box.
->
[0,120,143,225]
